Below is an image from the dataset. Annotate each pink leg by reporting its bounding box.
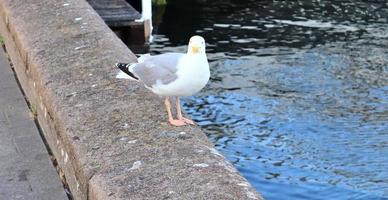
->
[176,97,195,125]
[164,97,186,126]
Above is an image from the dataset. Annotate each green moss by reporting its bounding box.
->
[30,104,38,118]
[152,0,167,6]
[0,35,4,45]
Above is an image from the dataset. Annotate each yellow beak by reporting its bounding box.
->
[191,46,200,53]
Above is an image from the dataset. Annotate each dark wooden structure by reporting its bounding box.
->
[87,0,149,53]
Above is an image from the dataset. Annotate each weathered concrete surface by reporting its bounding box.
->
[0,0,263,199]
[0,48,68,200]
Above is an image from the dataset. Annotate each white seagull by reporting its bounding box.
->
[116,35,210,126]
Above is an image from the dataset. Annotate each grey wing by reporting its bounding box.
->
[132,53,184,87]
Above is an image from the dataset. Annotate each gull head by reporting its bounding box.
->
[187,35,206,55]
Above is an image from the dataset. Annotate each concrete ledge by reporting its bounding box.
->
[0,0,263,199]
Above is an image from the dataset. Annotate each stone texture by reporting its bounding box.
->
[0,0,263,199]
[0,48,67,200]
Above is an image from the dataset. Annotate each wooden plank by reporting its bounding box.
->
[87,0,142,27]
[86,0,148,53]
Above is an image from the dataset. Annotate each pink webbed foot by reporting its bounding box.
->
[180,117,195,125]
[169,119,187,126]
[175,97,195,125]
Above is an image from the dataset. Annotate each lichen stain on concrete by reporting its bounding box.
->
[74,45,87,50]
[64,152,69,163]
[127,161,141,171]
[247,191,259,199]
[127,140,137,144]
[193,163,209,168]
[238,182,258,199]
[238,182,249,187]
[206,146,223,157]
[121,123,129,129]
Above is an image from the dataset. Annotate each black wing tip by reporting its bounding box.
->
[115,62,139,80]
[115,62,128,68]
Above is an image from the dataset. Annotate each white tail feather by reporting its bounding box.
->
[138,54,151,62]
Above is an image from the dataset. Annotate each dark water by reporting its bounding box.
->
[150,0,388,199]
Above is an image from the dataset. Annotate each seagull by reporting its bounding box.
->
[116,35,210,126]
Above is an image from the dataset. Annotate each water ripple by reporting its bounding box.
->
[151,0,388,199]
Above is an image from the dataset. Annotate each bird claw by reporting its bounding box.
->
[169,119,186,126]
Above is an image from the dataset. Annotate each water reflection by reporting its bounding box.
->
[151,0,388,199]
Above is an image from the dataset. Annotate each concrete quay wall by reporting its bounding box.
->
[0,0,263,199]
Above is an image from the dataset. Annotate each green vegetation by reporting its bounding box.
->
[0,35,4,45]
[30,104,38,118]
[152,0,167,6]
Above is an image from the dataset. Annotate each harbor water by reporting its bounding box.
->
[150,0,388,199]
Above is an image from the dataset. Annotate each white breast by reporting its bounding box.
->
[151,54,210,96]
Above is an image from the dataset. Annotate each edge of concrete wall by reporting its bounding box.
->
[0,0,263,199]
